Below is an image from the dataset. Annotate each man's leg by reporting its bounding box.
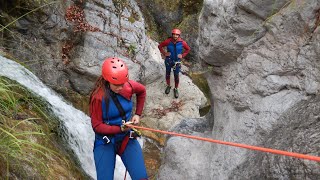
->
[174,72,179,89]
[165,58,172,94]
[173,62,181,98]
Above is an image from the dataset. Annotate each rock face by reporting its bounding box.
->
[198,0,265,66]
[1,0,206,178]
[2,0,320,179]
[158,0,320,179]
[136,0,203,62]
[230,96,320,179]
[157,117,212,180]
[1,0,206,125]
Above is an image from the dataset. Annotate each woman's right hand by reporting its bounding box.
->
[165,52,171,57]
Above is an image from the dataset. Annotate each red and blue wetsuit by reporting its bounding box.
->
[90,80,148,180]
[158,37,190,88]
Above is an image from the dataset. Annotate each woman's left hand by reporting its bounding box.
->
[131,114,140,124]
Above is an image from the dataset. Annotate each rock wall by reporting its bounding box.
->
[206,0,320,179]
[230,95,320,179]
[1,0,207,178]
[4,0,319,179]
[158,0,320,179]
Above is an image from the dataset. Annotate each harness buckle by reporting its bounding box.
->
[129,130,141,139]
[102,136,110,144]
[129,131,135,139]
[173,62,181,70]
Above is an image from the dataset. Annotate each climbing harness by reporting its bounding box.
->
[125,124,320,162]
[96,90,141,154]
[173,61,181,71]
[102,135,111,144]
[100,91,143,180]
[108,91,140,156]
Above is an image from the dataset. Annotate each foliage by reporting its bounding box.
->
[182,0,203,16]
[0,77,63,179]
[0,1,59,70]
[0,119,53,178]
[65,4,100,33]
[0,1,56,32]
[128,44,137,56]
[112,0,129,14]
[151,101,184,119]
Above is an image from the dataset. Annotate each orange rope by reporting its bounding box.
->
[127,124,320,162]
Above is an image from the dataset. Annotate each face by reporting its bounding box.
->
[172,33,179,41]
[109,83,125,93]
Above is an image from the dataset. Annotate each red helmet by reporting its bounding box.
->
[171,28,181,35]
[102,57,129,84]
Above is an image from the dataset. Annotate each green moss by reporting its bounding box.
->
[112,0,128,14]
[0,77,87,179]
[130,10,141,23]
[188,71,211,116]
[182,0,203,16]
[112,0,141,25]
[128,43,137,56]
[153,0,180,12]
[128,16,136,23]
[189,72,210,100]
[177,14,199,34]
[136,1,162,41]
[136,0,203,41]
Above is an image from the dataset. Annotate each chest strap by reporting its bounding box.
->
[110,91,127,121]
[108,87,139,155]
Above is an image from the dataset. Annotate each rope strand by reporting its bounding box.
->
[127,124,320,162]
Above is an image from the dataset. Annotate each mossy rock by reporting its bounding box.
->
[0,77,88,179]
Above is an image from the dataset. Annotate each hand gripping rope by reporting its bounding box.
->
[124,124,320,162]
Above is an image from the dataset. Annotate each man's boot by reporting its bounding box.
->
[174,88,179,98]
[165,86,171,94]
